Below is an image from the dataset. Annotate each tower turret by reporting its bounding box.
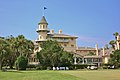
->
[36,16,49,42]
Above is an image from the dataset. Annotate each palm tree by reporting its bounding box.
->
[16,35,34,57]
[24,40,34,57]
[109,40,115,50]
[0,35,34,69]
[6,35,17,69]
[5,35,34,69]
[0,38,10,70]
[113,32,119,40]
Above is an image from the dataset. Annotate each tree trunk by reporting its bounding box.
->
[0,59,2,70]
[8,59,14,69]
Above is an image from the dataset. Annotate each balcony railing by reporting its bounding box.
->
[36,29,50,32]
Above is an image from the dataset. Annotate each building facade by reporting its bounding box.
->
[29,16,114,66]
[34,16,78,53]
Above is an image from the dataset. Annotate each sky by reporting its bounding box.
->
[0,0,120,48]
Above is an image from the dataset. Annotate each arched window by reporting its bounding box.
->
[40,25,42,29]
[39,35,42,39]
[43,25,45,29]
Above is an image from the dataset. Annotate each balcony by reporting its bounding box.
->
[36,29,50,32]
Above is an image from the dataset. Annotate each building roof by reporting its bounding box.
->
[48,33,78,38]
[77,47,96,50]
[76,46,96,57]
[38,16,48,25]
[99,48,113,57]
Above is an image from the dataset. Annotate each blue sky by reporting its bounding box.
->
[0,0,120,48]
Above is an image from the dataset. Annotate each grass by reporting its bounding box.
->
[59,69,120,80]
[0,70,120,80]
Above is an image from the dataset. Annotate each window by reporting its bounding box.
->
[43,25,45,29]
[87,58,92,63]
[39,36,43,39]
[40,36,41,39]
[93,58,99,62]
[71,44,74,47]
[64,44,67,47]
[41,25,43,29]
[39,25,41,29]
[71,38,74,40]
[45,25,47,29]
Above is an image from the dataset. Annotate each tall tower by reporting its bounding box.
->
[36,16,49,43]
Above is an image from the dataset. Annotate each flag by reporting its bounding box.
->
[44,7,47,10]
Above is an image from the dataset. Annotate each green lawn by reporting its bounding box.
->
[0,70,120,80]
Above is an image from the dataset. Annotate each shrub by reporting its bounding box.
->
[15,56,28,70]
[47,67,51,70]
[27,64,36,68]
[72,64,96,69]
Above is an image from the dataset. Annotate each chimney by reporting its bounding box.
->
[95,44,99,56]
[50,29,54,34]
[59,29,62,34]
[102,47,105,56]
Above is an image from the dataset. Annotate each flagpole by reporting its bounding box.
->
[43,7,47,16]
[43,8,44,16]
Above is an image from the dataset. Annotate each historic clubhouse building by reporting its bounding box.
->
[29,16,120,67]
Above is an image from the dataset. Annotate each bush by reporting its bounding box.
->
[73,64,88,69]
[27,64,36,68]
[47,67,51,70]
[109,50,120,69]
[36,66,46,70]
[72,64,96,69]
[69,66,74,70]
[15,56,28,70]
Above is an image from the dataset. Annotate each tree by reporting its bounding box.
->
[37,40,73,69]
[37,40,63,67]
[15,56,28,70]
[109,50,120,68]
[8,35,34,69]
[15,35,34,57]
[5,35,17,69]
[105,44,109,49]
[109,40,115,50]
[109,32,119,50]
[59,51,73,67]
[0,35,34,69]
[0,38,10,70]
[113,32,119,40]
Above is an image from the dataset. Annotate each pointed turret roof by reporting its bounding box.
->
[38,16,48,25]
